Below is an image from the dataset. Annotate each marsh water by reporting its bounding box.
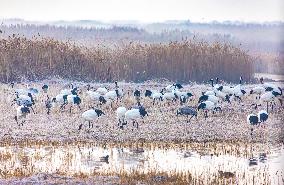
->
[0,142,283,184]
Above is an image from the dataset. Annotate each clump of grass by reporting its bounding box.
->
[90,170,192,185]
[0,35,254,83]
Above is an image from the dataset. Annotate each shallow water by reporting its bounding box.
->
[0,142,283,184]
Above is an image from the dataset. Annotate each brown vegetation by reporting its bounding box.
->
[0,35,254,83]
[253,52,284,75]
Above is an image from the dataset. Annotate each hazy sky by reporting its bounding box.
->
[0,0,283,22]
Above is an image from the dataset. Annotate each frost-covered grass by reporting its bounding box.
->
[0,80,283,144]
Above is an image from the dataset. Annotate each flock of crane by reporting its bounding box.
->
[8,76,283,137]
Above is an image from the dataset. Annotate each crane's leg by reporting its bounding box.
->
[31,106,35,114]
[188,115,195,122]
[78,123,83,130]
[77,104,81,111]
[14,116,18,125]
[60,103,66,111]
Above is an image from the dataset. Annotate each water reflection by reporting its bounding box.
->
[0,143,283,184]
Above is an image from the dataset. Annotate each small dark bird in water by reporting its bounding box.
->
[183,151,193,158]
[259,153,267,163]
[218,171,235,178]
[99,155,109,164]
[249,157,258,166]
[131,148,144,154]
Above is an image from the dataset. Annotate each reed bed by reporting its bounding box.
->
[253,52,284,75]
[0,36,254,83]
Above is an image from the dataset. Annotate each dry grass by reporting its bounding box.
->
[0,81,283,144]
[0,36,254,83]
[253,52,284,75]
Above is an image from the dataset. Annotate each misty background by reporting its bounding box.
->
[0,0,283,82]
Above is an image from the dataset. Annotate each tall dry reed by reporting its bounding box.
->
[0,35,254,83]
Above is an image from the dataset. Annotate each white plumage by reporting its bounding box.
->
[105,89,123,100]
[250,86,265,95]
[263,83,277,90]
[152,92,163,100]
[125,109,142,122]
[174,90,193,99]
[206,95,220,104]
[15,88,39,102]
[15,89,29,96]
[124,107,147,129]
[96,87,108,95]
[15,105,30,126]
[204,91,215,96]
[16,106,27,119]
[165,85,176,92]
[250,86,265,100]
[79,108,105,129]
[233,84,243,94]
[82,109,100,121]
[116,106,127,125]
[198,101,215,110]
[172,90,183,98]
[197,100,221,118]
[54,94,66,104]
[218,85,234,95]
[14,93,35,109]
[86,91,101,101]
[145,90,163,104]
[60,89,72,95]
[162,92,177,101]
[214,89,228,101]
[260,91,275,102]
[67,94,77,103]
[259,91,277,112]
[17,94,32,102]
[225,86,235,95]
[263,83,282,95]
[233,85,246,100]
